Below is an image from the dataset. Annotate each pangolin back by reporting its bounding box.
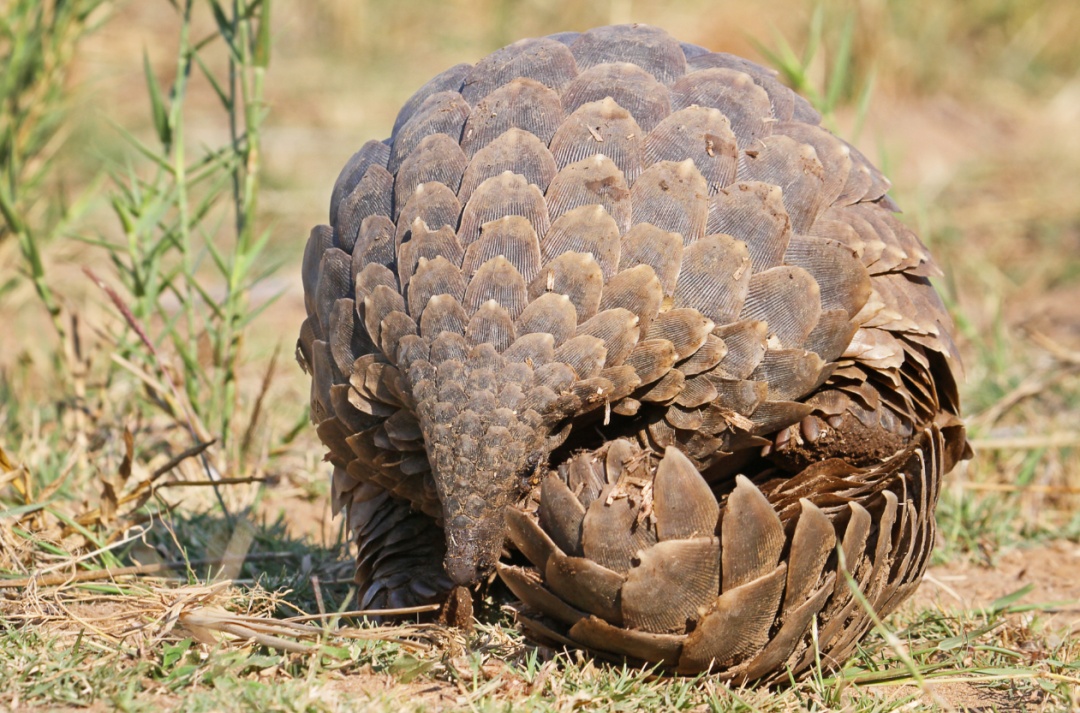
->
[298,24,969,679]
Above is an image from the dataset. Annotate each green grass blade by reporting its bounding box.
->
[142,49,172,148]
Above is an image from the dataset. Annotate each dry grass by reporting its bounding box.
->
[2,0,1080,710]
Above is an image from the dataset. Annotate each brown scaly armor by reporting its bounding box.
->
[297,24,970,681]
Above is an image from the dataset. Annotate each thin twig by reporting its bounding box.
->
[972,365,1080,428]
[151,439,216,482]
[920,572,965,604]
[35,524,150,575]
[952,481,1080,495]
[282,604,442,622]
[84,267,233,525]
[156,476,268,488]
[0,552,296,589]
[311,574,326,619]
[1028,328,1080,365]
[240,344,278,462]
[971,433,1080,450]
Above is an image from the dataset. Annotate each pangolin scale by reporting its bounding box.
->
[297,23,970,681]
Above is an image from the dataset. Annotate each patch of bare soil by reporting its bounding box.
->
[880,540,1080,712]
[902,680,1033,712]
[1021,283,1080,352]
[914,540,1080,632]
[873,672,1052,712]
[260,485,337,546]
[315,674,462,710]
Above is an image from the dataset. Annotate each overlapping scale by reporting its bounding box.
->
[550,98,646,183]
[562,63,671,132]
[460,37,578,104]
[388,92,470,173]
[503,429,952,681]
[671,68,773,148]
[460,78,565,156]
[570,24,687,84]
[645,107,738,193]
[301,23,968,682]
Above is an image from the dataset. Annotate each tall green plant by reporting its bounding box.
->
[0,0,112,343]
[753,4,876,141]
[94,0,275,474]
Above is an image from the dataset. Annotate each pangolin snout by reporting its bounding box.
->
[443,510,509,585]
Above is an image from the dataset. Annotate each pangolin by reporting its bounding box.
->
[297,24,969,680]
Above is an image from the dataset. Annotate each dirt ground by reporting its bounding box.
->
[261,478,1080,711]
[915,541,1080,631]
[877,541,1080,712]
[138,540,1080,713]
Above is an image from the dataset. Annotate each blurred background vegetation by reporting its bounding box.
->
[3,0,1080,599]
[2,0,1080,708]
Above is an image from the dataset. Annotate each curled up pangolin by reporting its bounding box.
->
[297,24,971,681]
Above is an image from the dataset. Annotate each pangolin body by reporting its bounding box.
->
[298,24,969,680]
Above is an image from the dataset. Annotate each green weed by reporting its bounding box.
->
[0,0,112,345]
[91,0,277,475]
